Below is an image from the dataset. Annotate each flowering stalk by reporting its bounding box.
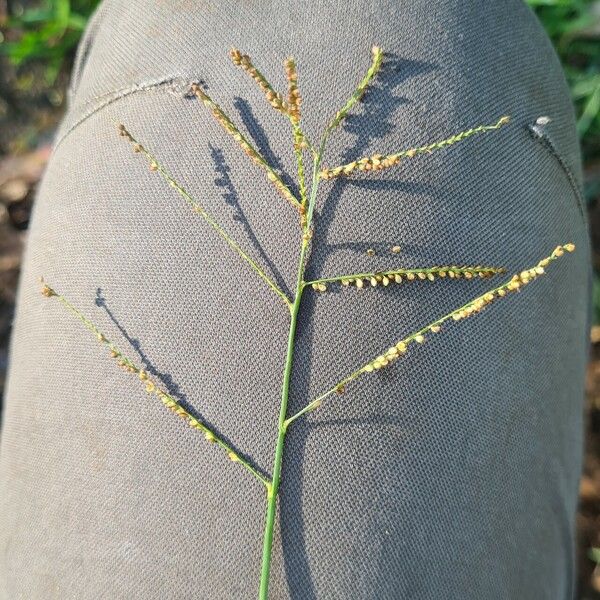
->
[306,264,506,292]
[118,124,292,310]
[283,243,575,429]
[284,58,308,209]
[319,115,510,179]
[327,45,383,131]
[45,45,575,600]
[230,48,289,114]
[190,83,301,212]
[231,49,310,213]
[40,280,270,488]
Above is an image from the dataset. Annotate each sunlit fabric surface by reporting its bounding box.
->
[0,1,590,598]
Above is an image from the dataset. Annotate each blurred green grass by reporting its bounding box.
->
[528,0,600,167]
[0,0,100,84]
[527,1,600,323]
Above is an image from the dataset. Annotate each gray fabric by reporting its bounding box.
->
[0,1,590,598]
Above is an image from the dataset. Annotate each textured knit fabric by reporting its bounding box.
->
[0,1,590,598]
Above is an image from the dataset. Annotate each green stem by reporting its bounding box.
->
[258,238,308,599]
[258,132,326,598]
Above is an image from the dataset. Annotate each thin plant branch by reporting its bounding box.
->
[292,120,307,209]
[284,243,575,429]
[301,46,384,235]
[230,48,289,114]
[118,125,292,311]
[320,116,511,179]
[284,58,308,210]
[190,83,302,213]
[304,264,506,291]
[326,45,384,133]
[40,280,271,489]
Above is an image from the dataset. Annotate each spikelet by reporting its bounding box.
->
[40,282,56,298]
[186,88,301,211]
[319,116,510,179]
[284,58,301,124]
[230,48,289,114]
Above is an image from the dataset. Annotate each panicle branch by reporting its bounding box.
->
[293,122,307,213]
[319,116,511,179]
[326,45,383,132]
[40,280,271,488]
[284,243,576,428]
[306,265,506,293]
[117,124,292,310]
[189,84,302,213]
[284,57,308,210]
[230,48,289,114]
[299,45,385,234]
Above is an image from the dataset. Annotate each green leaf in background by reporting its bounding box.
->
[0,0,100,84]
[527,0,600,166]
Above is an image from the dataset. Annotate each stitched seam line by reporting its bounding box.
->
[53,75,199,153]
[527,122,586,220]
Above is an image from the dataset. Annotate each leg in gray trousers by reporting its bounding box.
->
[0,1,590,598]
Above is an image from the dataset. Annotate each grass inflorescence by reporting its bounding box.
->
[39,279,270,487]
[44,46,575,599]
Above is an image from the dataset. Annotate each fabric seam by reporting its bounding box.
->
[53,76,199,154]
[527,121,586,221]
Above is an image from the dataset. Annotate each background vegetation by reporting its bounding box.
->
[530,0,599,167]
[0,0,598,597]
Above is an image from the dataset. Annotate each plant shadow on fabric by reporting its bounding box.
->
[279,53,436,599]
[40,46,576,599]
[94,286,270,480]
[210,144,292,299]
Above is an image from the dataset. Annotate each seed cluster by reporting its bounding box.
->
[309,265,505,292]
[360,244,575,373]
[40,283,56,297]
[284,58,301,124]
[228,49,308,213]
[40,283,250,467]
[328,46,383,131]
[230,48,289,114]
[319,116,511,180]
